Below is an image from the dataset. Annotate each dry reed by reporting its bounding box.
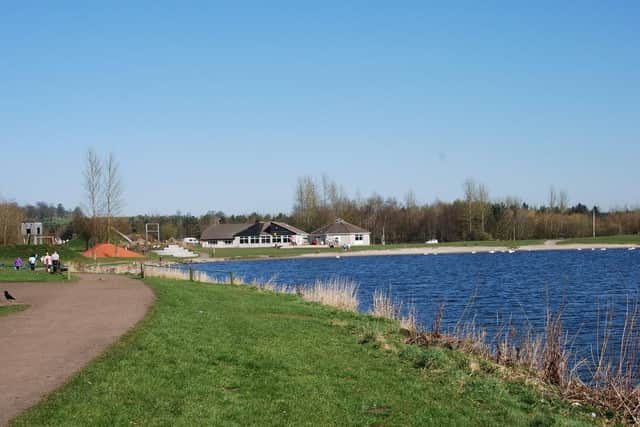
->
[407,300,640,424]
[298,278,359,312]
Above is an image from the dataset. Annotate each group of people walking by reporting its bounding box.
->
[14,251,61,273]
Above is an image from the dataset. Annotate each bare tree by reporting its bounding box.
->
[293,176,319,231]
[463,178,477,236]
[558,189,569,213]
[477,183,490,233]
[84,149,103,256]
[548,186,558,210]
[104,153,124,243]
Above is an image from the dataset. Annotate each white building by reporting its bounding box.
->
[200,221,308,248]
[309,219,371,246]
[21,222,44,244]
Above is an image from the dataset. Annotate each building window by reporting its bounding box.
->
[282,235,290,243]
[273,236,281,243]
[224,240,233,245]
[261,235,271,244]
[251,236,259,244]
[240,236,249,244]
[355,234,363,241]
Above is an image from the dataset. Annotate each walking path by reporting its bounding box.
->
[0,274,154,426]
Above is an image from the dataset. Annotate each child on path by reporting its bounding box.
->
[28,254,37,271]
[14,257,23,271]
[43,252,52,273]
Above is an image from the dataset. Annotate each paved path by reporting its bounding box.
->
[0,274,154,426]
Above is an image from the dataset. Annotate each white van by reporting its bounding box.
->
[183,237,199,244]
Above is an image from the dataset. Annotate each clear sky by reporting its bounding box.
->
[1,1,638,215]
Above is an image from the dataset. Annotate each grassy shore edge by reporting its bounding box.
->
[10,278,598,426]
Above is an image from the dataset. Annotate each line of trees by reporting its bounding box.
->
[2,173,640,247]
[289,175,640,243]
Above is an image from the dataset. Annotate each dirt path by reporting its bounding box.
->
[0,274,154,426]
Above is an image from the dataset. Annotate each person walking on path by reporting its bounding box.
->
[14,257,23,271]
[28,254,37,271]
[51,251,60,273]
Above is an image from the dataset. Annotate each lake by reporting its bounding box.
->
[190,248,640,366]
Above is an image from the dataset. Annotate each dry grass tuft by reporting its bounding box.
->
[371,290,399,319]
[408,300,640,424]
[371,290,418,335]
[299,278,359,312]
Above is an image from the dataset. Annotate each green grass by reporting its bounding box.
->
[0,269,70,282]
[558,234,640,245]
[0,244,82,266]
[13,278,596,426]
[0,304,29,317]
[0,244,152,267]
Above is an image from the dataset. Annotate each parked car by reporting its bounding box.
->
[183,237,199,244]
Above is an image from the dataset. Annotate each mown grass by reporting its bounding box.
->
[0,269,70,282]
[0,304,29,317]
[0,244,151,268]
[558,234,640,245]
[0,244,81,266]
[13,278,595,426]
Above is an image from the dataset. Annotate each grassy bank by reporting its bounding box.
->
[558,235,640,245]
[0,245,81,265]
[0,244,149,266]
[0,269,70,282]
[13,278,595,426]
[0,304,29,318]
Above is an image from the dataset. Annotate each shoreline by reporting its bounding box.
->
[184,242,639,264]
[294,242,639,259]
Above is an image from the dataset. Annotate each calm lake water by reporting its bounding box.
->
[191,249,640,364]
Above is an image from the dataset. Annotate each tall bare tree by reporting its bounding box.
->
[104,153,124,243]
[477,183,490,233]
[548,186,558,210]
[84,149,103,256]
[293,176,319,231]
[463,178,477,236]
[558,189,569,213]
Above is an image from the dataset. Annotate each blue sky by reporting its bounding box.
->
[1,2,638,215]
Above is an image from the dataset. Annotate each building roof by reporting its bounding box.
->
[271,221,308,235]
[200,223,252,240]
[310,219,369,235]
[200,221,308,240]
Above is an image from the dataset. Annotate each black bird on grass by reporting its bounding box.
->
[4,290,15,301]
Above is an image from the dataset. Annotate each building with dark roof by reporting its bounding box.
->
[309,219,370,246]
[200,221,308,248]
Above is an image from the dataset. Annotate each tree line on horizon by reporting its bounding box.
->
[289,175,640,243]
[1,175,639,246]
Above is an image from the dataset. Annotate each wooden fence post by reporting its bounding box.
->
[229,271,234,285]
[189,267,194,282]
